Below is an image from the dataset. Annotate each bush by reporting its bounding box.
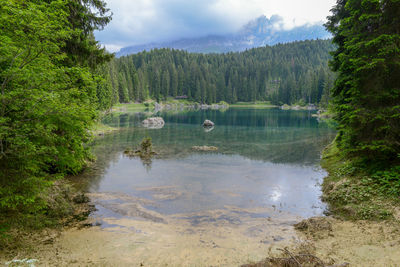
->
[372,166,400,196]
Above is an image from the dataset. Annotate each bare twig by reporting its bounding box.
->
[278,248,303,267]
[298,253,325,265]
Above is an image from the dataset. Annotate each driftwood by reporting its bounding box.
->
[241,247,349,267]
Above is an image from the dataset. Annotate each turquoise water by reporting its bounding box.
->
[78,108,336,220]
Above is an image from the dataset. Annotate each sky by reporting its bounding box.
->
[95,0,337,52]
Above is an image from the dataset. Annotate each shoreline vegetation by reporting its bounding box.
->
[108,100,332,114]
[90,122,120,136]
[105,99,328,114]
[321,143,400,221]
[91,100,329,138]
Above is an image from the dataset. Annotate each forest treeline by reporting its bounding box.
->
[101,39,336,107]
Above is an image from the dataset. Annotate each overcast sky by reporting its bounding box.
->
[95,0,337,52]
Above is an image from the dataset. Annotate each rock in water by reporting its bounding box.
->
[203,126,214,132]
[203,119,214,127]
[142,117,165,128]
[192,146,218,151]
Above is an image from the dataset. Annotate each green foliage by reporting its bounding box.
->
[321,143,397,220]
[107,40,336,105]
[326,0,400,167]
[0,0,111,213]
[218,101,229,106]
[60,0,113,69]
[140,137,153,154]
[372,166,400,196]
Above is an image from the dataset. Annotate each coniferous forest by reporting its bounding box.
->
[103,39,336,106]
[326,0,400,168]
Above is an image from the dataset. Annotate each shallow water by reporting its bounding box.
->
[71,108,335,265]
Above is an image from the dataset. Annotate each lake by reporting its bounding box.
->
[72,107,336,265]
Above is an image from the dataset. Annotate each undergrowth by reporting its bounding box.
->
[321,142,400,220]
[0,180,84,251]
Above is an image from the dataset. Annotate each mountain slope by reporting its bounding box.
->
[117,15,330,56]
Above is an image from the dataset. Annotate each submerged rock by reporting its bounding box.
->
[192,146,218,151]
[203,119,214,127]
[142,117,165,128]
[203,126,214,132]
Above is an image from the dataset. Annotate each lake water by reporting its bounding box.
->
[72,108,336,265]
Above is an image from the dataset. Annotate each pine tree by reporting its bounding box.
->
[326,0,400,166]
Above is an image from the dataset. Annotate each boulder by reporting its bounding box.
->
[203,119,214,127]
[292,105,301,110]
[154,102,162,112]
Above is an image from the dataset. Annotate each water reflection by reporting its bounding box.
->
[71,108,335,219]
[123,150,153,171]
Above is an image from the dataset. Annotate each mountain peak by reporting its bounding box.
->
[116,15,330,56]
[240,15,273,35]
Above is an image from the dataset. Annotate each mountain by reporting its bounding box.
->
[116,15,331,57]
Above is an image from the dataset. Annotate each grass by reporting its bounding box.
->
[112,102,148,113]
[90,121,119,136]
[159,98,196,105]
[230,101,276,108]
[320,142,399,221]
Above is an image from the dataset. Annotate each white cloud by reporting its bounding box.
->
[95,0,336,51]
[101,44,123,53]
[262,0,336,29]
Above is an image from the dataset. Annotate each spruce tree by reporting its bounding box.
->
[326,0,400,166]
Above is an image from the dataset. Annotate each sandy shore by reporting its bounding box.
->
[2,193,399,266]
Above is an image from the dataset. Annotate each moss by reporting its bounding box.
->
[321,142,399,221]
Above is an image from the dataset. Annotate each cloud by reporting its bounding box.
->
[95,0,336,52]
